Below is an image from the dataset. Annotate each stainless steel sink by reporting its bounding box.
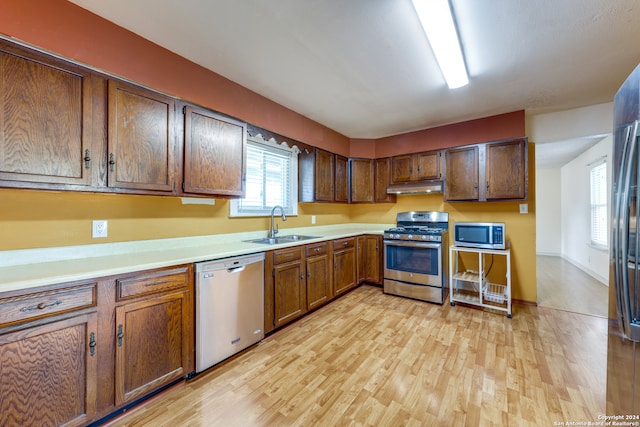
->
[245,235,319,245]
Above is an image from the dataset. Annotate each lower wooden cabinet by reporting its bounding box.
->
[0,312,98,427]
[333,237,357,296]
[114,290,191,406]
[357,235,382,285]
[271,247,306,330]
[0,264,194,427]
[305,242,331,309]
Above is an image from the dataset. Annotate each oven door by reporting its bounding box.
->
[383,240,442,286]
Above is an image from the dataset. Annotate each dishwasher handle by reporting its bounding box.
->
[227,265,246,274]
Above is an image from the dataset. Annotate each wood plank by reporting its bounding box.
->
[103,285,606,426]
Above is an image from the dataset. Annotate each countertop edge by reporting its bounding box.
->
[0,224,391,293]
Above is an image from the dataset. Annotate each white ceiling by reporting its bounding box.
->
[68,0,640,165]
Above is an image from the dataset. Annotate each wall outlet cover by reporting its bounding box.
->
[92,220,108,238]
[519,204,528,214]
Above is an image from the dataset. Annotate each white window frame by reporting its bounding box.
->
[589,158,607,248]
[230,134,299,217]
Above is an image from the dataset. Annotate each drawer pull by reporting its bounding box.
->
[20,300,62,312]
[315,248,320,252]
[344,242,348,246]
[117,324,124,347]
[143,280,169,288]
[89,332,96,357]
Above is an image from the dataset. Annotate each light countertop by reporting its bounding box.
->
[0,224,391,293]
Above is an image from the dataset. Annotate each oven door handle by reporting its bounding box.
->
[383,240,442,249]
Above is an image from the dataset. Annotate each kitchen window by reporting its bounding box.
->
[230,136,299,217]
[590,159,607,248]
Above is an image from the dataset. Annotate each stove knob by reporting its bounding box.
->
[407,234,413,239]
[394,234,400,239]
[422,235,428,240]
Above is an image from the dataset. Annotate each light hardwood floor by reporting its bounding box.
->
[104,285,606,427]
[536,255,608,318]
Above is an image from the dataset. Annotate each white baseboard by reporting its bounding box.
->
[560,255,608,286]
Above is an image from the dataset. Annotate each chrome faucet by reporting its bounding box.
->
[268,205,287,238]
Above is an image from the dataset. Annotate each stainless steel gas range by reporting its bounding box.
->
[383,211,449,304]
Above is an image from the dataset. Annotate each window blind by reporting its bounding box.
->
[590,161,607,247]
[231,138,298,216]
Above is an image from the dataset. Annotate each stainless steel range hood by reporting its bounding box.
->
[386,180,443,195]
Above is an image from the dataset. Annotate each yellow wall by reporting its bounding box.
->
[0,145,536,303]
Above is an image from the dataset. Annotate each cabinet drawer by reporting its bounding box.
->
[333,237,355,250]
[0,283,97,327]
[117,267,189,300]
[306,242,328,257]
[273,247,302,265]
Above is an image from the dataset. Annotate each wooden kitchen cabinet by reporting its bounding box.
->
[299,148,334,202]
[271,247,307,329]
[0,280,99,427]
[334,154,349,203]
[445,145,479,201]
[485,138,527,200]
[357,235,382,285]
[391,151,442,183]
[305,242,331,309]
[107,80,177,194]
[181,104,246,197]
[349,158,374,203]
[113,265,193,406]
[0,43,98,190]
[444,138,528,202]
[333,237,357,296]
[374,157,396,203]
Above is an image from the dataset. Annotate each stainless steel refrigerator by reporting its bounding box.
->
[608,62,640,414]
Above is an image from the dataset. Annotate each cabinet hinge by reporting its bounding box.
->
[272,268,275,278]
[182,182,185,192]
[183,105,187,115]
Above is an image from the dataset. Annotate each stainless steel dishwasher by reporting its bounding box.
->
[195,252,265,373]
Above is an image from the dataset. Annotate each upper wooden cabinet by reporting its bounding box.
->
[107,80,177,194]
[445,146,479,201]
[391,151,443,184]
[0,45,97,189]
[299,148,335,202]
[486,139,527,200]
[374,157,396,203]
[349,158,374,203]
[334,154,349,203]
[181,104,246,197]
[445,138,528,202]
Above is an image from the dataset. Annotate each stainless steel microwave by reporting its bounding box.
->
[454,222,506,250]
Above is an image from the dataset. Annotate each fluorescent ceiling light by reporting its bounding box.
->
[412,0,468,89]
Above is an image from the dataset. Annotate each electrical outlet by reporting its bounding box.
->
[519,203,528,214]
[311,215,316,225]
[92,220,108,238]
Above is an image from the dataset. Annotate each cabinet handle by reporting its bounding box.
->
[144,280,169,288]
[486,182,490,189]
[117,324,124,347]
[20,300,62,312]
[84,149,91,169]
[89,332,96,357]
[307,270,311,278]
[315,248,320,252]
[300,274,304,281]
[344,242,348,246]
[109,153,116,172]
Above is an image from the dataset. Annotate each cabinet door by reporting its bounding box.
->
[314,149,334,202]
[0,313,98,427]
[306,254,331,310]
[0,47,95,187]
[333,240,357,296]
[183,105,246,196]
[485,139,527,200]
[274,261,306,328]
[374,157,396,202]
[390,155,414,183]
[364,235,382,284]
[334,154,349,203]
[349,158,374,203]
[114,291,190,406]
[108,80,176,193]
[416,151,440,180]
[445,146,479,201]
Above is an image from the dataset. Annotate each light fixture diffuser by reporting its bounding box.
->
[412,0,468,89]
